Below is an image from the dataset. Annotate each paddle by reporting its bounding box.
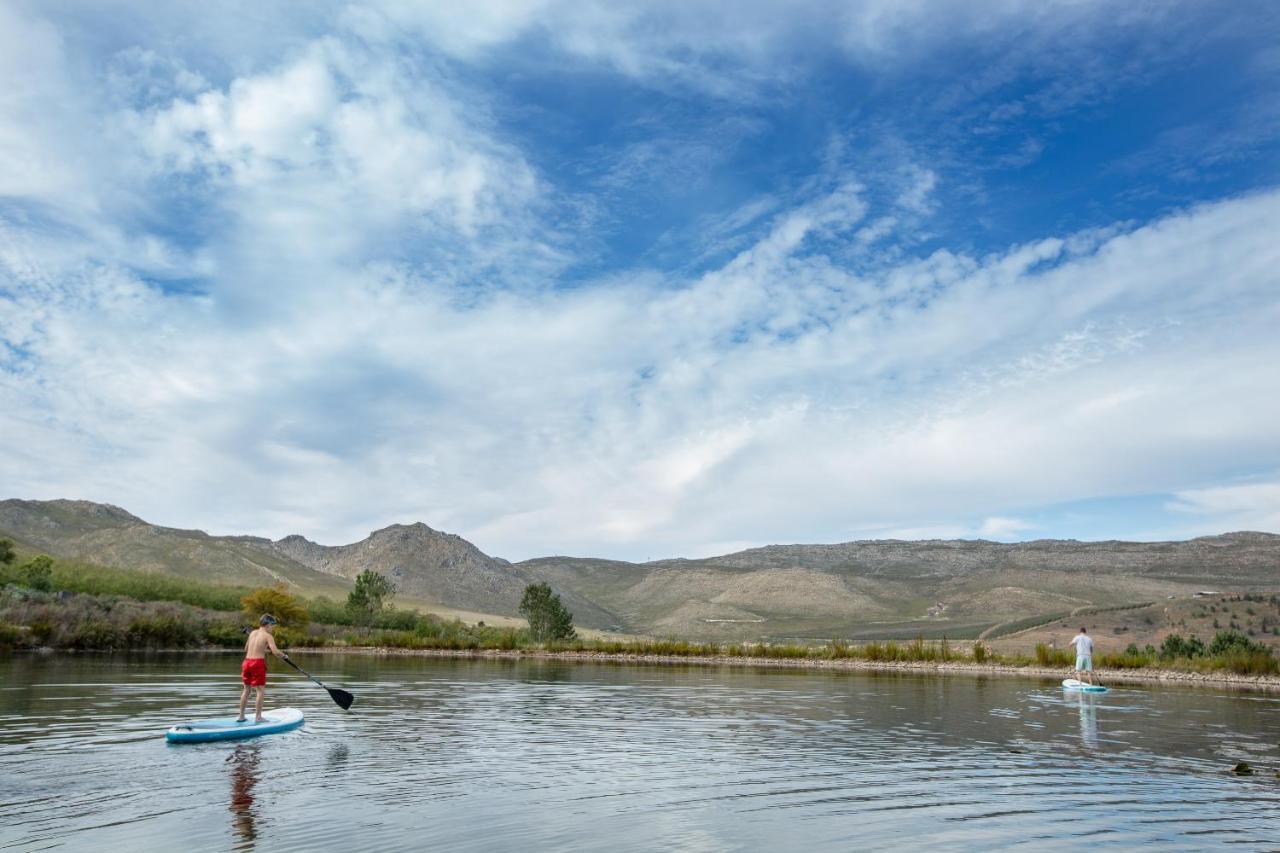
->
[281,656,355,711]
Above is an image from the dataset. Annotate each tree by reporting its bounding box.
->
[1159,634,1205,659]
[0,538,14,566]
[347,570,397,626]
[519,582,576,642]
[1208,629,1260,656]
[241,585,309,628]
[18,555,54,592]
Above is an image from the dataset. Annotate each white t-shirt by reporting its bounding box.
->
[1069,633,1094,656]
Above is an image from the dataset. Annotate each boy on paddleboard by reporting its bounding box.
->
[238,614,289,723]
[1068,627,1095,685]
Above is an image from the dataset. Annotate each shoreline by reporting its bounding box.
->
[290,646,1280,693]
[14,645,1280,692]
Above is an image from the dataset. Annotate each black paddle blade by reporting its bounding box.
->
[328,687,355,711]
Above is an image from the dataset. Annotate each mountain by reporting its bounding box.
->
[0,499,615,625]
[0,499,353,597]
[3,498,1279,640]
[269,523,615,625]
[516,534,1280,639]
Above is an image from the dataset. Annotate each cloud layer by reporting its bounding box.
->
[2,1,1278,559]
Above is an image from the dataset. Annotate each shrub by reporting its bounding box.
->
[30,619,56,644]
[306,596,350,625]
[19,556,54,592]
[1035,643,1072,667]
[0,621,18,648]
[0,538,14,566]
[126,615,200,648]
[1219,650,1278,676]
[205,621,247,648]
[241,585,309,628]
[66,620,123,650]
[1159,634,1205,659]
[1208,630,1259,657]
[972,642,989,663]
[1098,646,1153,669]
[372,607,420,631]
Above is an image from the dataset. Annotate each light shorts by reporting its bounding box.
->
[1075,655,1093,672]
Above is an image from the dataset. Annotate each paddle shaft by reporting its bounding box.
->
[281,656,355,710]
[282,655,326,687]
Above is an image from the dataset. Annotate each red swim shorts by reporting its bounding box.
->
[241,658,267,687]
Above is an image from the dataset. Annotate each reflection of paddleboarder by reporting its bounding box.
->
[227,745,261,846]
[1077,694,1099,749]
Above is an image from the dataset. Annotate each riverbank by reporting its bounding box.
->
[289,645,1280,692]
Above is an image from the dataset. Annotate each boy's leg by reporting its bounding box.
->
[254,686,265,722]
[237,685,249,721]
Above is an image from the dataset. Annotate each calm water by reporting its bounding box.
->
[2,654,1279,851]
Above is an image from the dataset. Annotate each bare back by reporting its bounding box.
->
[244,628,280,660]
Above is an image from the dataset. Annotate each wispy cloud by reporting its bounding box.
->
[1,1,1278,560]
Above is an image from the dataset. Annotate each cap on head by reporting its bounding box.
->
[260,614,278,626]
[1080,626,1087,633]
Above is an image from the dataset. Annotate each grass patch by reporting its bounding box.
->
[0,557,248,612]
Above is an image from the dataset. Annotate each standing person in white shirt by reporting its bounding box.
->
[1068,627,1096,685]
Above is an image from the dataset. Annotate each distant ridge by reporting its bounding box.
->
[2,498,1278,639]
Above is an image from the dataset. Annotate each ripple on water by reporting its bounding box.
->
[3,658,1280,851]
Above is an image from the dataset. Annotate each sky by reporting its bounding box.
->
[1,0,1279,561]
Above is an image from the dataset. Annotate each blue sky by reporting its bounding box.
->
[1,1,1279,560]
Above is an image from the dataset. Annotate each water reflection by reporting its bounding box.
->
[1076,693,1099,749]
[3,656,1280,852]
[227,744,262,850]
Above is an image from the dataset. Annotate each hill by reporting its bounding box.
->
[3,498,1279,641]
[0,499,613,625]
[518,534,1280,640]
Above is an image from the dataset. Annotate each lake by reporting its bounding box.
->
[2,654,1278,851]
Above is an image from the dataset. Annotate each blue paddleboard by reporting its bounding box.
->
[1062,679,1107,693]
[166,707,304,743]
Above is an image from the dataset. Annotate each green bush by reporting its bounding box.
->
[126,615,200,648]
[29,619,56,644]
[1218,649,1278,675]
[1159,634,1205,659]
[1208,630,1260,656]
[66,620,124,650]
[205,621,248,648]
[972,642,989,663]
[1035,643,1072,667]
[18,556,54,592]
[373,608,420,631]
[0,621,18,648]
[1098,647,1153,669]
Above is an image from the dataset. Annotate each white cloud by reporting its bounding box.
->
[1,1,1278,562]
[977,517,1034,540]
[1167,482,1280,535]
[8,185,1280,558]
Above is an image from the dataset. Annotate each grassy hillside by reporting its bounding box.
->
[5,498,1280,642]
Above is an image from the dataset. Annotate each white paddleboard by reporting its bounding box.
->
[1062,679,1107,692]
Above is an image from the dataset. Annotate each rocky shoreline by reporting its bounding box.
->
[297,646,1280,692]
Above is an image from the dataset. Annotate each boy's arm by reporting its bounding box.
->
[267,633,288,659]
